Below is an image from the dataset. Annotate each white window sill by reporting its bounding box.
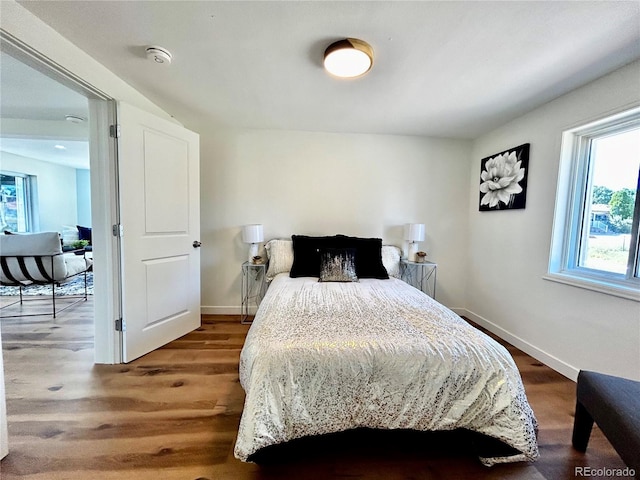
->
[543,272,640,302]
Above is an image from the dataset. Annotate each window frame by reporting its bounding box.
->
[546,105,640,302]
[0,170,38,233]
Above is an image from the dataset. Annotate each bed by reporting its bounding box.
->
[234,236,538,465]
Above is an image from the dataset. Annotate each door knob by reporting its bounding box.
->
[193,241,202,248]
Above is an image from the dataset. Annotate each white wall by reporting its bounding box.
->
[466,60,640,381]
[200,128,471,312]
[1,151,78,232]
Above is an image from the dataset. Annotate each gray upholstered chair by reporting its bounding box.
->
[572,370,640,474]
[0,232,92,318]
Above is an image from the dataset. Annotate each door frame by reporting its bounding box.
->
[0,31,122,363]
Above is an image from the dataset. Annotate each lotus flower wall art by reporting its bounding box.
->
[479,143,529,211]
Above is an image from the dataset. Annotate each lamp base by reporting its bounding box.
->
[407,242,419,262]
[248,243,260,263]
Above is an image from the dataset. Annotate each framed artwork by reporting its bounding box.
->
[479,143,529,211]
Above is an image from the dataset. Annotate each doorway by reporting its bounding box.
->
[0,34,121,364]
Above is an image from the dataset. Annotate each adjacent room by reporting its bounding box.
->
[0,51,93,317]
[0,1,638,479]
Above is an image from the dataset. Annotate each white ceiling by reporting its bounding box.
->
[0,52,90,169]
[0,53,89,122]
[0,137,90,170]
[12,1,640,139]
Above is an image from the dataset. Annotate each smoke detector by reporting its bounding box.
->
[146,46,172,65]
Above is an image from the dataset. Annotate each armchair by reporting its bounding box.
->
[0,232,92,318]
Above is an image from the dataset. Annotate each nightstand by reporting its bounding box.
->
[241,261,267,324]
[400,259,437,299]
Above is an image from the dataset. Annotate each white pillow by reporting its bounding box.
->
[61,225,79,245]
[381,245,402,278]
[265,239,294,281]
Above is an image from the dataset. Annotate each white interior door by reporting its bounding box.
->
[117,102,201,362]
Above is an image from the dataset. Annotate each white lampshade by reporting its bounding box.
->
[242,224,264,244]
[404,223,425,242]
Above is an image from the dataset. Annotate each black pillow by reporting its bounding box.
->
[77,225,92,245]
[290,235,342,277]
[290,234,389,279]
[318,248,359,282]
[335,235,389,279]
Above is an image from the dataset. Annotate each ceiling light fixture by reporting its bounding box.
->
[54,144,66,150]
[65,114,86,124]
[146,46,172,65]
[323,38,373,78]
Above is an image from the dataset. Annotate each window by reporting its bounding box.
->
[547,106,640,301]
[0,172,37,233]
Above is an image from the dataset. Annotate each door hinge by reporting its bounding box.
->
[112,224,123,237]
[115,318,125,331]
[109,124,121,138]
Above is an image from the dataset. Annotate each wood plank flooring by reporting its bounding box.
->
[0,297,628,479]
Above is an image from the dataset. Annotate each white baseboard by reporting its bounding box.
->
[201,305,258,315]
[461,309,579,381]
[201,306,239,315]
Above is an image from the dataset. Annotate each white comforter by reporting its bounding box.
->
[235,274,539,465]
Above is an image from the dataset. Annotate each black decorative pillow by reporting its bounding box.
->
[289,234,389,279]
[290,235,342,277]
[335,235,389,279]
[77,225,92,245]
[319,248,358,282]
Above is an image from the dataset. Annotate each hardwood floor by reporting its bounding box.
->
[0,298,627,479]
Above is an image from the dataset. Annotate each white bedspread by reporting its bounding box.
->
[235,274,539,465]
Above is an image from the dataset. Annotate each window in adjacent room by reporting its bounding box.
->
[547,106,640,301]
[0,172,37,233]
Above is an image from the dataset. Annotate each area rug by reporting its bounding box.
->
[0,272,93,296]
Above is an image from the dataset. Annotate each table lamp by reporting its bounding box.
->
[242,224,264,263]
[404,223,425,262]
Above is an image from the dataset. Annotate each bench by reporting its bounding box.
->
[572,370,640,473]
